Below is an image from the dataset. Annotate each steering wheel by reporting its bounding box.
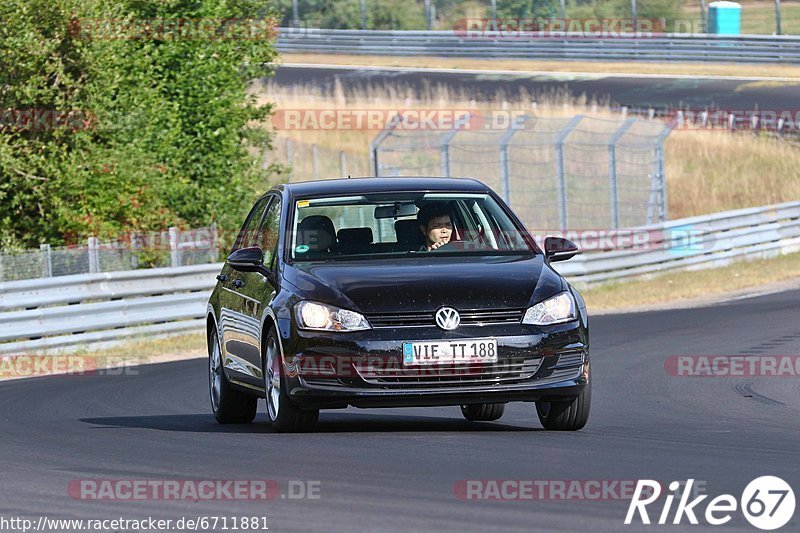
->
[431,239,488,252]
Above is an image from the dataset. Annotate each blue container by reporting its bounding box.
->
[708,1,742,35]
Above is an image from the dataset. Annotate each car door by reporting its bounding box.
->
[219,195,271,388]
[226,194,282,389]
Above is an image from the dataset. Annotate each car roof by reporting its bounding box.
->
[275,177,489,198]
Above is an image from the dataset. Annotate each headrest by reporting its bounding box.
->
[395,219,425,246]
[337,227,373,245]
[297,215,336,252]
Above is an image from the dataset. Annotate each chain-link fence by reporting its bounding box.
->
[275,137,371,182]
[0,226,220,282]
[370,114,671,230]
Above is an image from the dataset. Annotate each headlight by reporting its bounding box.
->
[295,301,371,332]
[522,292,576,325]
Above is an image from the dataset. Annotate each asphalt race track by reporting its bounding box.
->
[1,288,799,531]
[271,65,800,111]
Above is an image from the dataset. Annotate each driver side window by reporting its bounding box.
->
[232,196,270,253]
[258,196,281,268]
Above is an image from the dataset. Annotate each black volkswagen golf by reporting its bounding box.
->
[207,177,589,432]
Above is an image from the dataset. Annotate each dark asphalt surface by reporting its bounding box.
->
[271,65,800,111]
[1,288,799,532]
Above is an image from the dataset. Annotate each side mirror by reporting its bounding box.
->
[544,237,579,262]
[227,246,265,272]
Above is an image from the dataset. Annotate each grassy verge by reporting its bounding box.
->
[280,53,800,79]
[582,251,800,312]
[75,332,207,361]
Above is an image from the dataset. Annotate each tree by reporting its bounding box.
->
[0,0,279,249]
[496,0,560,19]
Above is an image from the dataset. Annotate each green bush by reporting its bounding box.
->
[0,0,279,249]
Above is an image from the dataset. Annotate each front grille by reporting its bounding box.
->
[366,308,525,328]
[554,352,584,368]
[354,356,543,388]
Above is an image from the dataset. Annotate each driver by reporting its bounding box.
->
[417,205,453,251]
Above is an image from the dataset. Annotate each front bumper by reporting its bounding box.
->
[280,320,589,409]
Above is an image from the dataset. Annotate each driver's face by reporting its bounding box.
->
[421,215,453,246]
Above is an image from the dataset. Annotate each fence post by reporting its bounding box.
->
[210,223,220,262]
[131,232,140,269]
[340,151,348,177]
[424,0,431,31]
[169,227,180,268]
[439,113,468,178]
[369,113,403,177]
[554,115,583,231]
[608,118,637,229]
[498,119,521,206]
[312,144,319,179]
[40,244,52,278]
[655,127,672,222]
[776,0,782,35]
[700,0,707,33]
[286,138,293,181]
[360,0,367,30]
[88,237,99,273]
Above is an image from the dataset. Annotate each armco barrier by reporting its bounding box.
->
[556,201,800,284]
[276,29,800,64]
[0,264,220,355]
[0,202,798,354]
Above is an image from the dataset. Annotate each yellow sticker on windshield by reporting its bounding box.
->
[297,200,310,208]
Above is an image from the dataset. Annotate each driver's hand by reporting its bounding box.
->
[430,241,446,250]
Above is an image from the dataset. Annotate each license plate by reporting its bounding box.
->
[402,338,498,366]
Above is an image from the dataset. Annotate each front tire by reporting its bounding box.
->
[264,327,319,433]
[209,327,257,424]
[460,403,505,422]
[536,380,591,431]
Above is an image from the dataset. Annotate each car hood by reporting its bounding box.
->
[282,255,565,314]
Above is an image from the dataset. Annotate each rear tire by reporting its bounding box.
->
[264,327,319,433]
[208,327,257,424]
[460,403,505,422]
[536,381,591,431]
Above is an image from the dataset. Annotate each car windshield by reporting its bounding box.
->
[289,192,535,262]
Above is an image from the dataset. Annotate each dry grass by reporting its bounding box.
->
[280,53,800,79]
[78,332,207,360]
[259,83,800,218]
[666,131,800,218]
[582,250,800,311]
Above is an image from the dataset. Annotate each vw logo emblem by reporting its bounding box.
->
[435,307,461,330]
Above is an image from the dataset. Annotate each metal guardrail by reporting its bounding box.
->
[555,201,800,284]
[0,264,221,355]
[0,202,798,354]
[276,29,800,63]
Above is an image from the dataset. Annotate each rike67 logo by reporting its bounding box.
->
[626,477,795,530]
